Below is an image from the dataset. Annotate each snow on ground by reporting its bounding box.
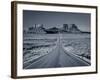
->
[23,33,91,68]
[23,35,57,68]
[63,38,91,63]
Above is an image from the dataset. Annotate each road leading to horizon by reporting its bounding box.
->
[24,33,90,69]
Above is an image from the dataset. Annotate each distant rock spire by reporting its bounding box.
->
[27,24,46,34]
[26,23,84,34]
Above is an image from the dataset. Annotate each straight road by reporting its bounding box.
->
[24,34,90,69]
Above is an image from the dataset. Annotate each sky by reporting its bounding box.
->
[23,10,91,32]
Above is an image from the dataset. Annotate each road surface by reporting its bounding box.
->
[24,34,90,69]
